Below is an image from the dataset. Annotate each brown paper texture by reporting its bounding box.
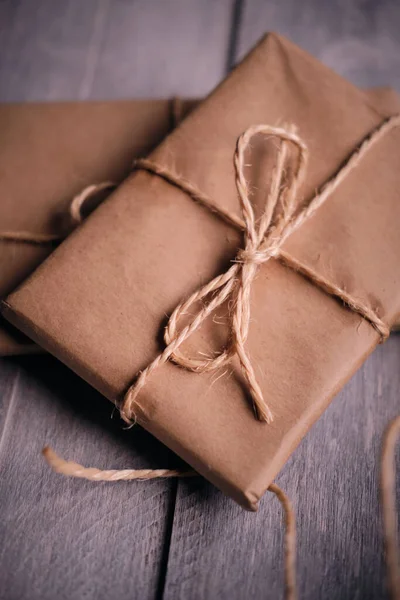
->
[3,34,400,508]
[1,88,399,356]
[0,99,195,355]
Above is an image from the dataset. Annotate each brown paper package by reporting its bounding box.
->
[0,98,195,356]
[3,34,400,509]
[1,87,399,357]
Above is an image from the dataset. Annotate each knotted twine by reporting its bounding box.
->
[120,116,396,425]
[2,114,400,600]
[4,116,395,422]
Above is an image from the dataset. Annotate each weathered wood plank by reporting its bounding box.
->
[0,0,235,102]
[2,1,399,599]
[0,1,234,598]
[0,0,105,101]
[236,0,400,89]
[162,2,400,598]
[87,0,235,99]
[163,338,400,600]
[0,356,181,600]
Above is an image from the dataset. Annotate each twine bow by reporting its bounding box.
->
[123,124,310,423]
[4,115,398,600]
[121,116,398,425]
[2,117,396,423]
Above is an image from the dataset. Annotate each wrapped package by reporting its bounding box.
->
[1,88,399,356]
[3,34,400,508]
[0,98,194,355]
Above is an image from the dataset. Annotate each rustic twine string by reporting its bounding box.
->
[42,446,297,600]
[2,115,397,449]
[69,181,116,225]
[39,118,397,600]
[0,180,115,245]
[0,97,185,247]
[381,415,400,600]
[43,409,400,600]
[2,115,399,600]
[121,116,398,426]
[42,446,195,480]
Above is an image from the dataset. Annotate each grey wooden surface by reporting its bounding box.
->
[0,1,399,598]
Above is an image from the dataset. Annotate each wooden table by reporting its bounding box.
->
[0,1,399,598]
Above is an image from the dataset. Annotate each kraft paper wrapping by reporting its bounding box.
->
[3,34,400,508]
[0,99,195,355]
[1,89,399,356]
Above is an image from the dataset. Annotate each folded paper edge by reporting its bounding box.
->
[1,298,261,510]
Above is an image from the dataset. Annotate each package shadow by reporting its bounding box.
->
[4,353,187,472]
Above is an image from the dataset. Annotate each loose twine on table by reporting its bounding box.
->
[42,412,400,600]
[2,111,400,600]
[42,445,297,600]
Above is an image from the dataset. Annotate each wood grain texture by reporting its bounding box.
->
[163,339,400,600]
[0,0,234,101]
[85,0,235,99]
[237,0,400,89]
[162,2,400,598]
[1,1,400,599]
[0,356,181,600]
[0,0,105,101]
[0,1,233,599]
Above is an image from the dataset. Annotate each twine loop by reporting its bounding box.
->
[122,116,398,425]
[2,108,399,600]
[0,181,115,245]
[123,123,309,424]
[2,117,397,423]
